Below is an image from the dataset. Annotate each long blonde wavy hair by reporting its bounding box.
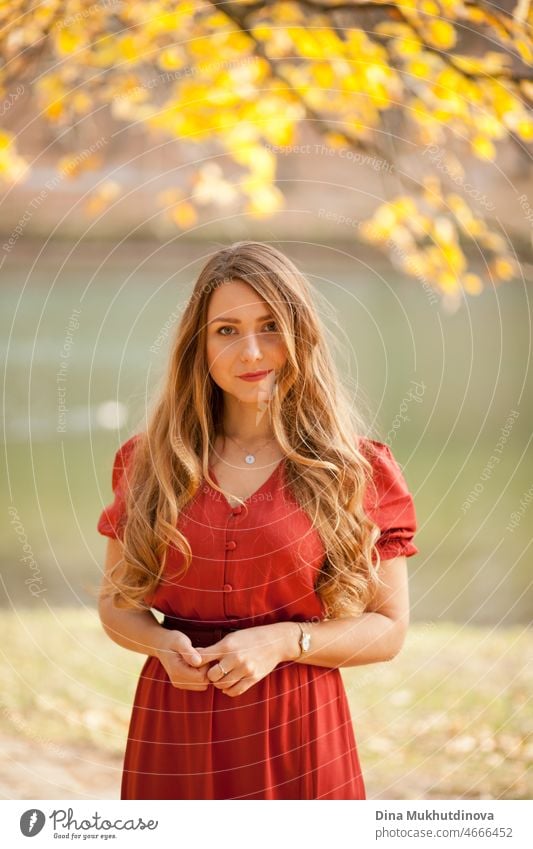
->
[102,241,387,619]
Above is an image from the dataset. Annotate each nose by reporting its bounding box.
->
[239,332,263,362]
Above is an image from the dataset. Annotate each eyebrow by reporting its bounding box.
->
[208,314,274,325]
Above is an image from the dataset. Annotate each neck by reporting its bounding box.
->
[221,398,275,444]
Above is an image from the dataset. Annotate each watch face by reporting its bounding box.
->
[302,633,311,651]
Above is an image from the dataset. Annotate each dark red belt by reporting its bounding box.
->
[162,615,242,647]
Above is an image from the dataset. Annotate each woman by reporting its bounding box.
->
[97,240,419,800]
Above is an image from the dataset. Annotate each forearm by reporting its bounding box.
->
[98,600,167,657]
[277,612,407,669]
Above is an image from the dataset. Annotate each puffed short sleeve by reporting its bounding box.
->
[97,435,139,541]
[360,438,419,560]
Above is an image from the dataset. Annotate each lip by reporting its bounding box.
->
[238,369,273,381]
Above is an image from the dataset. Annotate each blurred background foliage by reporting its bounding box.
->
[2,0,533,308]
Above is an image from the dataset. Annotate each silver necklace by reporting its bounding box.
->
[224,433,276,465]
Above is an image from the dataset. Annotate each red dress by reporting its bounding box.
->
[97,436,418,800]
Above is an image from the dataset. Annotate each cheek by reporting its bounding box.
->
[206,338,232,377]
[271,338,287,365]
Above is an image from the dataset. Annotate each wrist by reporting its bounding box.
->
[279,621,301,662]
[153,626,181,659]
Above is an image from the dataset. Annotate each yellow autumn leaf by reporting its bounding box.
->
[490,258,517,281]
[69,91,91,114]
[437,270,460,292]
[287,27,326,60]
[475,114,507,139]
[433,216,456,244]
[311,63,335,88]
[372,204,398,233]
[324,132,348,149]
[516,39,533,62]
[55,28,84,56]
[241,146,276,181]
[244,184,284,217]
[374,22,412,39]
[441,242,466,274]
[462,6,485,22]
[515,117,533,141]
[171,202,198,229]
[425,20,457,49]
[0,134,29,183]
[84,181,121,216]
[119,35,138,62]
[390,196,418,219]
[91,34,118,68]
[420,0,439,13]
[44,100,64,121]
[358,220,386,243]
[391,36,422,58]
[460,217,486,238]
[407,59,433,79]
[252,24,273,41]
[471,136,496,160]
[463,273,483,294]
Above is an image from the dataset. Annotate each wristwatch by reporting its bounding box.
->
[296,622,312,656]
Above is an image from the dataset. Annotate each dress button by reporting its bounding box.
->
[223,583,233,592]
[232,506,242,515]
[225,540,237,550]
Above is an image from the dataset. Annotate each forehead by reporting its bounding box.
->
[206,278,269,319]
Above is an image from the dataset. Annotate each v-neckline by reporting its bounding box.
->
[207,458,285,508]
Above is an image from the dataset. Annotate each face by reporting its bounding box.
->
[206,279,287,405]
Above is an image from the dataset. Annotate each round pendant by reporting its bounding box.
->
[245,454,256,464]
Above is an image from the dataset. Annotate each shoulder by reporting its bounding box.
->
[357,436,402,476]
[110,433,142,490]
[357,436,414,506]
[357,436,419,557]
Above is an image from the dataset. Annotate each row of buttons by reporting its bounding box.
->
[224,507,241,605]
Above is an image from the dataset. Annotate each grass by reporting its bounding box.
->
[0,609,530,800]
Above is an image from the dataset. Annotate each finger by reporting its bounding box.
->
[207,661,234,683]
[174,636,204,666]
[221,677,252,697]
[171,662,206,683]
[195,641,226,664]
[178,648,205,667]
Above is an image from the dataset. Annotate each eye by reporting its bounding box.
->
[216,321,278,336]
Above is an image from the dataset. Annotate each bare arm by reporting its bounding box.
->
[278,556,410,668]
[97,537,170,657]
[98,538,215,691]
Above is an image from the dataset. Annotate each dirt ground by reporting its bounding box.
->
[0,733,435,800]
[0,734,122,800]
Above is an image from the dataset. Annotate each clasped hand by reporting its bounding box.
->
[156,624,292,697]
